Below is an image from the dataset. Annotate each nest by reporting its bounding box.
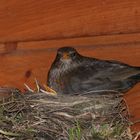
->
[0,89,134,140]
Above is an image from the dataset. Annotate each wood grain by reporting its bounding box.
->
[124,83,140,132]
[0,0,140,42]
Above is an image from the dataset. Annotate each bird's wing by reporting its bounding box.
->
[64,61,140,94]
[104,60,140,79]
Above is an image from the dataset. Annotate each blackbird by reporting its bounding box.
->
[47,47,140,94]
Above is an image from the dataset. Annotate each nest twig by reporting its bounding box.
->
[0,89,134,140]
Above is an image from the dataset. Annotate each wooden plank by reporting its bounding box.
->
[124,83,140,132]
[18,33,140,50]
[0,0,140,42]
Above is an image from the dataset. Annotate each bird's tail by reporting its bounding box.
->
[129,73,140,83]
[135,66,140,72]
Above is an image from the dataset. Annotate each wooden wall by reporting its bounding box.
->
[0,0,140,133]
[0,0,140,42]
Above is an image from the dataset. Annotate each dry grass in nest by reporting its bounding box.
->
[0,89,136,140]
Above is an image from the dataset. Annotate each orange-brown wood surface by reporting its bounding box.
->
[125,83,140,133]
[0,0,140,42]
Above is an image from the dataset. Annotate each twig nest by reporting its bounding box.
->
[0,91,132,140]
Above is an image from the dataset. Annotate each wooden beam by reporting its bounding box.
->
[0,0,140,42]
[124,83,140,132]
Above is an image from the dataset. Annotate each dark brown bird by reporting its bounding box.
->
[47,47,140,94]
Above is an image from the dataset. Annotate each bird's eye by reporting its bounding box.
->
[70,52,76,57]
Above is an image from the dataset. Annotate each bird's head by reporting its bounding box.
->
[56,47,79,63]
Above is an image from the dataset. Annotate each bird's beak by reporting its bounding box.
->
[62,53,69,59]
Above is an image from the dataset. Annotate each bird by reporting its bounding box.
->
[47,46,140,95]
